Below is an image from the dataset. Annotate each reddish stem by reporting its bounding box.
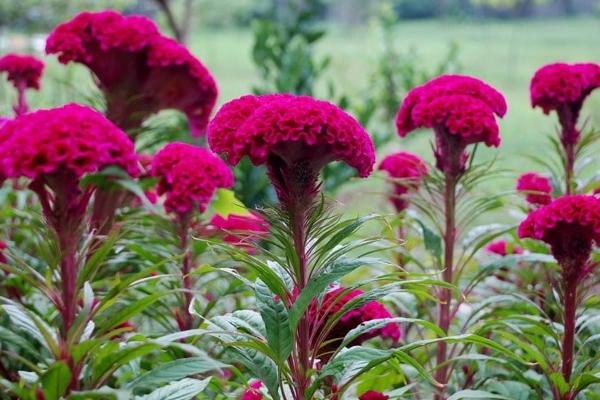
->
[13,82,29,116]
[561,277,577,384]
[434,173,457,400]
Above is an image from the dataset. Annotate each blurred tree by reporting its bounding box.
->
[470,0,549,17]
[151,0,193,43]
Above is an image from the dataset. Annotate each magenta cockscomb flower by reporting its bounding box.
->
[0,54,45,115]
[518,194,600,382]
[151,142,233,216]
[516,172,553,206]
[379,151,428,212]
[531,63,600,137]
[208,212,269,253]
[518,195,600,279]
[0,103,138,334]
[240,380,263,400]
[396,74,507,176]
[485,240,523,257]
[208,94,375,205]
[308,287,401,361]
[359,391,390,400]
[46,10,218,135]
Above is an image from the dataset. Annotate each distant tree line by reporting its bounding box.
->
[0,0,597,34]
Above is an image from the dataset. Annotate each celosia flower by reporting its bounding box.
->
[396,74,506,175]
[530,62,600,143]
[240,380,263,400]
[0,54,45,115]
[0,103,139,181]
[359,391,389,400]
[46,10,218,135]
[0,241,6,264]
[208,212,269,253]
[518,195,600,280]
[485,240,523,257]
[379,151,428,212]
[516,172,553,206]
[309,287,401,361]
[208,94,375,204]
[151,142,233,215]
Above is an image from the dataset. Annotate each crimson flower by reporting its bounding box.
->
[207,212,269,253]
[0,54,45,115]
[396,74,506,176]
[518,195,600,281]
[0,241,6,265]
[208,94,375,206]
[485,240,523,257]
[308,287,401,361]
[379,151,428,212]
[240,380,263,400]
[151,142,233,216]
[516,172,553,206]
[46,10,217,135]
[359,390,390,400]
[531,62,600,144]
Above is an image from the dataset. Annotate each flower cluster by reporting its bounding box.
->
[530,62,600,117]
[208,94,375,177]
[240,380,263,400]
[516,172,553,206]
[0,103,139,180]
[46,10,218,135]
[485,240,523,256]
[151,142,233,215]
[359,391,389,400]
[308,286,400,360]
[519,195,600,278]
[379,151,428,212]
[208,212,269,253]
[396,75,506,175]
[0,54,44,90]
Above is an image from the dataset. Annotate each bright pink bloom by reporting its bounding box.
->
[379,151,428,212]
[0,241,7,265]
[518,195,600,280]
[46,10,217,135]
[396,75,506,175]
[240,380,263,400]
[151,142,233,215]
[208,94,374,176]
[208,212,269,253]
[0,103,139,180]
[485,240,523,257]
[530,63,600,132]
[359,391,389,400]
[0,54,44,90]
[308,287,401,360]
[516,172,553,206]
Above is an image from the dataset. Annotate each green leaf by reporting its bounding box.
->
[211,188,251,217]
[69,387,132,400]
[96,292,167,334]
[92,343,159,386]
[415,219,442,259]
[127,357,227,391]
[574,371,600,392]
[136,378,212,400]
[447,390,511,400]
[255,280,293,363]
[42,361,71,400]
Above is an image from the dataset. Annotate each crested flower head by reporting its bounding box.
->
[395,74,506,175]
[485,240,523,257]
[359,391,389,400]
[531,63,600,116]
[308,286,401,361]
[379,151,428,212]
[518,195,600,280]
[151,142,233,215]
[0,103,139,180]
[240,380,263,400]
[46,10,217,135]
[208,212,269,253]
[208,94,374,204]
[0,54,44,90]
[516,172,553,206]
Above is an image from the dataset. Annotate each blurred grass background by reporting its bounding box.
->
[2,15,600,213]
